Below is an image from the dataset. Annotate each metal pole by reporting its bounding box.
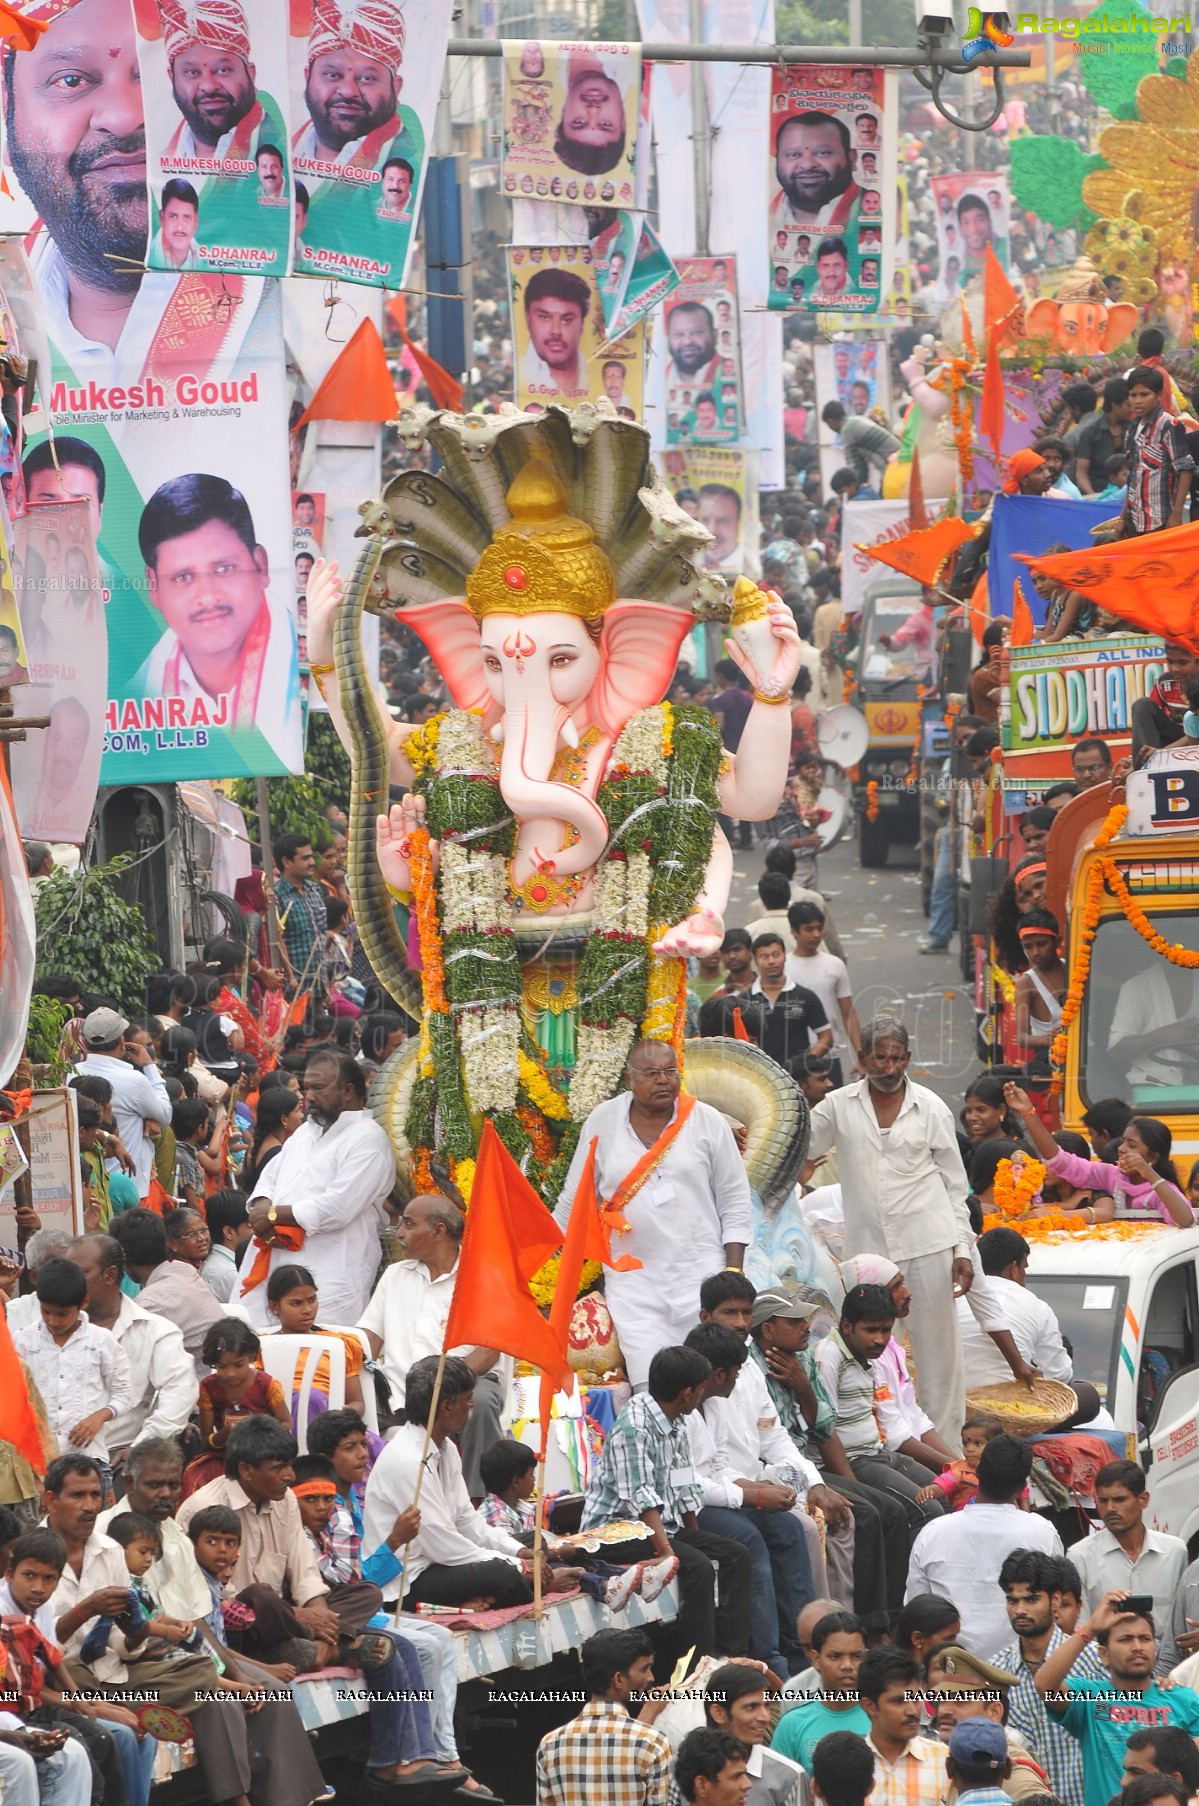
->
[690,0,709,256]
[849,0,863,48]
[444,38,1031,69]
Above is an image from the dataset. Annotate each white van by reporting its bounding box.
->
[1025,1224,1199,1549]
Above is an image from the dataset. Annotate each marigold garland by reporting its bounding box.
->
[1050,801,1128,1093]
[991,1156,1047,1219]
[517,1050,570,1121]
[1102,861,1199,968]
[530,1254,604,1310]
[408,826,447,1016]
[866,780,880,823]
[453,1157,476,1204]
[981,1211,1163,1244]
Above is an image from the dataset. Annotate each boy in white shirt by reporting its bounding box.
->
[13,1262,132,1502]
[787,900,861,1083]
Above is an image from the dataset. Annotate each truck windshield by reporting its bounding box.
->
[860,596,926,686]
[1081,910,1199,1113]
[1024,1273,1126,1404]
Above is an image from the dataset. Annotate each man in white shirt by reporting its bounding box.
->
[358,1193,506,1501]
[554,1041,753,1390]
[75,1010,171,1203]
[1070,1459,1187,1633]
[65,1234,197,1473]
[956,1226,1073,1390]
[807,1017,1018,1447]
[786,901,861,1080]
[684,1320,817,1678]
[363,1356,536,1609]
[906,1433,1063,1658]
[97,1437,212,1623]
[238,1051,396,1328]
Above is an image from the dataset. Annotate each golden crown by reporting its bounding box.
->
[465,459,616,622]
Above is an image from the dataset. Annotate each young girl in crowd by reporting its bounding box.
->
[262,1264,367,1417]
[181,1318,290,1499]
[1006,1081,1193,1226]
[916,1415,1005,1510]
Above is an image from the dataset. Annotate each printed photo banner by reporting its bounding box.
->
[0,484,26,688]
[288,0,453,288]
[9,500,107,845]
[135,0,293,278]
[660,446,760,581]
[767,65,897,315]
[292,488,327,668]
[502,40,640,209]
[664,256,744,447]
[509,244,645,419]
[599,215,678,339]
[813,338,892,493]
[931,170,1011,295]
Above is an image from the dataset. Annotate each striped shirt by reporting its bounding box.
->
[994,1628,1106,1806]
[582,1394,705,1534]
[274,875,328,991]
[865,1734,947,1806]
[814,1327,884,1456]
[1126,404,1193,534]
[535,1699,672,1806]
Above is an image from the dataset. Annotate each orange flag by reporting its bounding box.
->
[983,245,1020,343]
[859,515,974,588]
[396,324,465,412]
[908,447,929,532]
[0,1310,48,1476]
[981,249,1021,459]
[732,1007,752,1043]
[0,3,47,50]
[537,1136,608,1455]
[293,319,397,432]
[442,1122,571,1388]
[1014,524,1199,654]
[970,571,989,646]
[1010,577,1035,648]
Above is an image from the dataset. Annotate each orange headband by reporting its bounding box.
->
[1018,922,1056,942]
[292,1481,336,1500]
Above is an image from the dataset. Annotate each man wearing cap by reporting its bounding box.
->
[159,0,265,162]
[76,1009,172,1203]
[944,1718,1018,1806]
[929,1647,1052,1802]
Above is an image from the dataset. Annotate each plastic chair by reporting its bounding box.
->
[258,1332,347,1455]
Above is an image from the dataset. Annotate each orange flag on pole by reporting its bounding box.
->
[442,1122,571,1387]
[1010,577,1035,648]
[0,1310,48,1476]
[537,1136,608,1456]
[396,325,465,413]
[1014,523,1199,654]
[981,249,1021,459]
[293,319,397,432]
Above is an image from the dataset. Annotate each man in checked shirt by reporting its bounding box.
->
[536,1627,672,1806]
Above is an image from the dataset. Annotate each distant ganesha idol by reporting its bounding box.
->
[306,403,802,1197]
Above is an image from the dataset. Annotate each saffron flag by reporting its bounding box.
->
[396,324,465,413]
[0,1308,48,1477]
[293,319,398,432]
[537,1136,608,1457]
[1011,577,1035,649]
[1014,521,1199,654]
[980,249,1019,462]
[442,1122,571,1388]
[859,515,974,588]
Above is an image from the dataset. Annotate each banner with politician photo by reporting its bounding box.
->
[931,170,1010,294]
[813,338,892,493]
[8,501,107,845]
[606,217,677,340]
[767,64,896,315]
[502,39,640,209]
[660,446,760,581]
[288,0,453,288]
[135,0,293,278]
[509,245,644,419]
[664,256,744,447]
[0,496,27,690]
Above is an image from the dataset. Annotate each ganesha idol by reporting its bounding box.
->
[307,402,811,1234]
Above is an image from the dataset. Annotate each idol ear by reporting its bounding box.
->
[395,598,491,714]
[594,601,696,737]
[1023,299,1060,343]
[1100,302,1140,353]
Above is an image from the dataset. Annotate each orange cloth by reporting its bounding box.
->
[1014,522,1199,654]
[293,319,397,432]
[1011,577,1035,648]
[441,1122,571,1389]
[1002,449,1044,495]
[0,1310,49,1477]
[861,515,973,587]
[240,1222,306,1293]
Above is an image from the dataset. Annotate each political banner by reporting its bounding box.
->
[664,257,744,447]
[633,0,694,258]
[136,0,293,278]
[931,170,1011,295]
[501,40,640,210]
[0,496,26,688]
[288,0,452,288]
[293,489,327,669]
[813,339,892,493]
[606,218,678,340]
[9,500,107,844]
[767,64,896,315]
[509,245,644,418]
[660,447,760,581]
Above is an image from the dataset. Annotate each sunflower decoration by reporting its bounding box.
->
[1082,216,1161,307]
[1082,49,1199,264]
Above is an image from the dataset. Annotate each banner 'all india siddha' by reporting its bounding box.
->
[3,0,302,783]
[288,0,453,288]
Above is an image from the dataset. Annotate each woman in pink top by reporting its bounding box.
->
[1004,1082,1193,1226]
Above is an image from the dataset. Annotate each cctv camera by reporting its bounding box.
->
[916,0,954,36]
